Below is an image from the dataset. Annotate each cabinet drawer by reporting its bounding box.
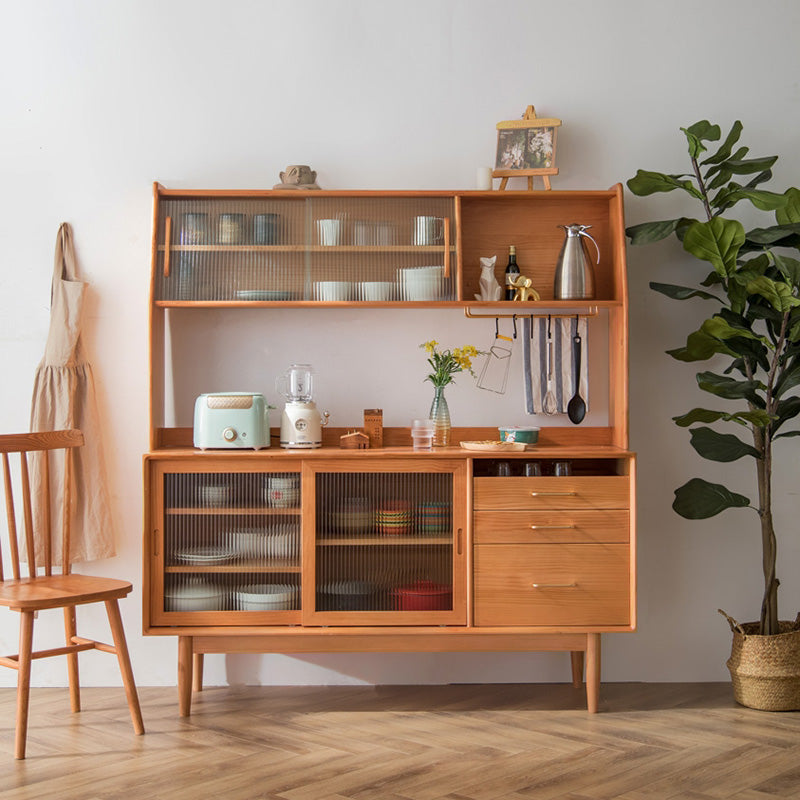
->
[474,544,630,626]
[473,476,629,511]
[473,510,629,544]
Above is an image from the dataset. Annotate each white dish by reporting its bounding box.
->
[173,546,235,565]
[359,281,394,301]
[235,583,297,611]
[165,580,225,611]
[314,280,351,301]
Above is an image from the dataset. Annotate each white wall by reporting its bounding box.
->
[2,0,799,688]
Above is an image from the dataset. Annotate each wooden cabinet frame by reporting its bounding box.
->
[144,185,635,715]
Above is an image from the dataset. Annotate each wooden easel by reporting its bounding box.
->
[493,106,560,191]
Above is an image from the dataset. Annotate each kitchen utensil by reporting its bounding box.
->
[253,213,280,244]
[360,281,394,301]
[193,392,271,450]
[277,364,330,448]
[235,583,296,611]
[314,280,351,301]
[411,418,435,450]
[554,223,600,300]
[543,316,558,415]
[478,322,513,394]
[523,316,534,413]
[411,215,444,246]
[316,218,342,246]
[524,462,542,477]
[554,460,572,476]
[567,318,587,424]
[391,581,452,611]
[165,579,225,612]
[399,265,443,300]
[218,213,246,244]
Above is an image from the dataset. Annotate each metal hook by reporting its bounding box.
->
[529,314,534,339]
[494,317,499,339]
[512,314,517,339]
[547,314,552,339]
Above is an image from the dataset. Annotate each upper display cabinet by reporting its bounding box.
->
[149,184,627,308]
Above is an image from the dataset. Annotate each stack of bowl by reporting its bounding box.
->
[398,266,443,301]
[376,500,412,535]
[234,583,297,611]
[164,578,225,612]
[331,497,373,534]
[264,475,300,508]
[416,501,450,534]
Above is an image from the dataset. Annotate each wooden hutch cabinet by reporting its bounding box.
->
[144,183,635,714]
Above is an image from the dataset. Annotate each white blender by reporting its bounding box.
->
[277,363,330,449]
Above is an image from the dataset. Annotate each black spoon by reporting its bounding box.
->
[567,325,586,424]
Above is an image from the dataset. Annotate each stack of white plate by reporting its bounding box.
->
[230,524,300,559]
[173,546,234,566]
[234,583,297,611]
[165,579,225,612]
[399,266,443,301]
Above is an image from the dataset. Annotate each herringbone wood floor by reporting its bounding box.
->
[1,683,799,799]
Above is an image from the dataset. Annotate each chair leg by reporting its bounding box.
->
[63,606,81,713]
[15,611,35,760]
[104,600,144,735]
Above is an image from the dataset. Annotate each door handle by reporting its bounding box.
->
[531,582,577,588]
[163,216,172,278]
[530,491,577,497]
[530,524,575,530]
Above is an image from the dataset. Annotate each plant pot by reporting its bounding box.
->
[720,610,800,711]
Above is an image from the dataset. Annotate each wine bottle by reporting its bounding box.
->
[504,245,519,300]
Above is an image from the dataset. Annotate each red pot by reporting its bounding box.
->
[392,580,452,611]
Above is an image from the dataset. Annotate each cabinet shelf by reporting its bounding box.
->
[317,536,452,546]
[165,560,300,574]
[166,507,300,516]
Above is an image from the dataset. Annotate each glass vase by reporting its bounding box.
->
[429,385,451,447]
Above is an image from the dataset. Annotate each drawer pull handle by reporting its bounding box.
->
[163,216,172,278]
[530,524,575,530]
[530,491,577,497]
[531,582,577,589]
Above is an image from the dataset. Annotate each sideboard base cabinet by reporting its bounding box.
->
[144,451,636,715]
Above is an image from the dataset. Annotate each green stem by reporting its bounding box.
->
[691,156,714,221]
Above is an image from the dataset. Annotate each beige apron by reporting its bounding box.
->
[29,223,116,564]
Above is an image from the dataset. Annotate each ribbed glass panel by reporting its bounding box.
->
[315,471,453,612]
[154,196,456,302]
[163,471,301,612]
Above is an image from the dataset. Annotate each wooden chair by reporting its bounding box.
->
[0,429,144,758]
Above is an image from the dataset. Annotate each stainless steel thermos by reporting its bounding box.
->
[553,224,599,300]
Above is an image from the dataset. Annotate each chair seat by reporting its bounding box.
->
[0,574,132,611]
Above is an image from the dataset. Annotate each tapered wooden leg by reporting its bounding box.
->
[193,653,204,693]
[178,636,193,717]
[63,605,81,713]
[104,600,144,735]
[16,611,35,759]
[586,633,601,713]
[570,650,584,688]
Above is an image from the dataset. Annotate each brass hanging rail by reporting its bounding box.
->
[463,305,599,320]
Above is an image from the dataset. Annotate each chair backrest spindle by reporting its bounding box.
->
[0,430,84,582]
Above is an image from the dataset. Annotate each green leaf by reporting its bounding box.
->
[627,170,703,199]
[682,122,721,159]
[776,187,800,225]
[683,218,745,277]
[774,360,800,398]
[701,121,743,166]
[673,408,772,428]
[773,254,800,286]
[689,427,760,462]
[774,429,800,440]
[746,276,800,313]
[711,187,787,213]
[724,156,779,176]
[667,330,737,362]
[701,315,763,343]
[696,371,764,404]
[774,396,800,432]
[673,478,750,519]
[649,282,722,302]
[745,223,800,246]
[626,219,682,245]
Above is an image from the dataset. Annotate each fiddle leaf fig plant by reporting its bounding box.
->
[626,120,800,636]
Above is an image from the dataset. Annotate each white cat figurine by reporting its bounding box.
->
[475,256,502,301]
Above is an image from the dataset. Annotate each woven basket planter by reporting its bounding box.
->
[720,610,800,711]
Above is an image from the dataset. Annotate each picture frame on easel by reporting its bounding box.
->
[494,106,561,190]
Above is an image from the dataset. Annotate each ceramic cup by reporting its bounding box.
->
[316,218,342,246]
[412,215,444,246]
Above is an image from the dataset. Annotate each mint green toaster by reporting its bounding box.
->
[193,392,270,449]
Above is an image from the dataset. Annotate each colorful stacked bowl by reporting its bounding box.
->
[416,501,450,534]
[376,500,412,535]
